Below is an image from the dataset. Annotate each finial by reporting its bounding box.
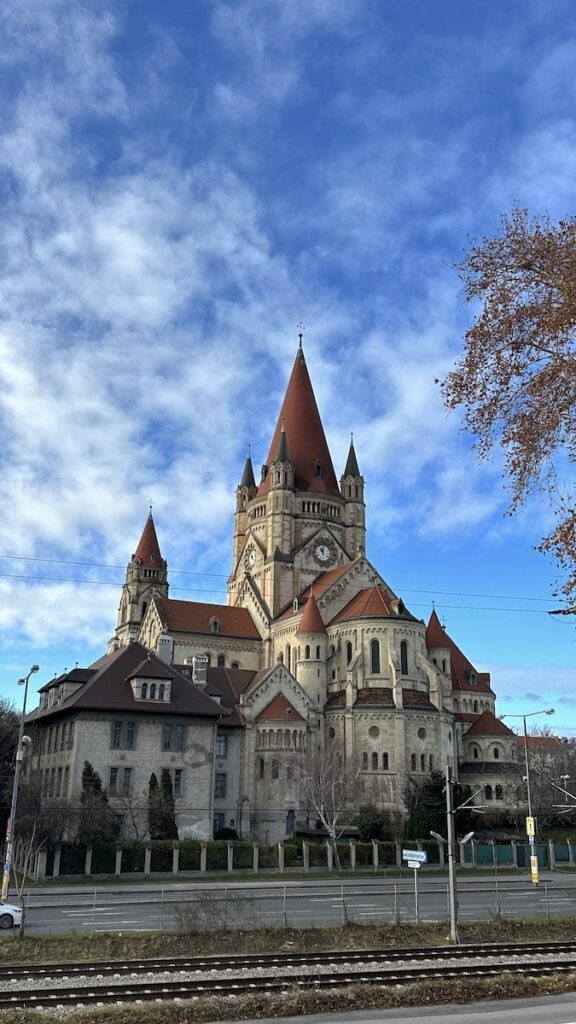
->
[297,321,305,348]
[149,501,153,517]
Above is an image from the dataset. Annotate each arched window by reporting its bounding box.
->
[382,752,389,770]
[285,645,291,670]
[370,639,380,674]
[141,682,148,699]
[210,617,219,633]
[473,700,478,713]
[204,652,212,666]
[231,661,239,669]
[150,683,156,699]
[495,784,503,801]
[272,758,279,779]
[472,745,479,759]
[429,754,433,770]
[484,784,493,801]
[493,746,500,759]
[217,654,225,668]
[420,753,426,772]
[258,757,264,779]
[305,645,310,659]
[346,641,353,665]
[372,752,378,770]
[316,645,321,659]
[286,809,295,837]
[158,684,165,700]
[362,752,368,770]
[442,658,446,672]
[411,753,416,771]
[400,640,408,675]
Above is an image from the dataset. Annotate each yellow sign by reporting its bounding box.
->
[530,855,539,884]
[526,816,535,837]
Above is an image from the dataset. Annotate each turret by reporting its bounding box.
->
[340,436,366,557]
[295,593,328,706]
[112,511,168,649]
[232,449,257,571]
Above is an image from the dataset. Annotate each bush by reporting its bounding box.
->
[150,842,174,872]
[59,842,86,875]
[91,842,116,874]
[179,841,201,871]
[120,843,146,873]
[206,840,228,871]
[233,842,254,869]
[259,844,278,869]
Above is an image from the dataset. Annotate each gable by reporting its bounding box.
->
[256,693,305,722]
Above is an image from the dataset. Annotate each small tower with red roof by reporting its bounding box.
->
[295,593,328,705]
[112,511,168,649]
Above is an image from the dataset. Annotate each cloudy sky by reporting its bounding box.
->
[1,0,574,736]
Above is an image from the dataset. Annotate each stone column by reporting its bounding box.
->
[172,845,179,875]
[350,840,356,870]
[278,842,285,873]
[200,842,207,873]
[53,845,61,878]
[227,842,234,873]
[372,839,379,870]
[303,842,309,872]
[84,846,92,876]
[115,847,123,876]
[253,844,259,873]
[144,846,151,875]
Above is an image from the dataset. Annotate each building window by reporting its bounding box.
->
[346,641,353,665]
[213,812,225,834]
[141,682,148,698]
[210,617,219,634]
[162,724,173,751]
[473,745,479,759]
[493,746,500,759]
[429,754,433,770]
[174,769,183,797]
[63,766,70,798]
[175,724,185,751]
[370,639,380,674]
[214,773,227,799]
[411,753,416,771]
[371,751,378,770]
[215,733,228,757]
[420,753,426,772]
[382,752,389,770]
[126,722,135,750]
[258,757,264,779]
[60,728,66,752]
[217,654,225,668]
[495,784,503,801]
[109,767,119,794]
[362,752,368,770]
[112,721,136,750]
[316,645,321,659]
[112,721,122,749]
[485,784,493,801]
[400,640,408,675]
[231,661,239,669]
[122,767,132,796]
[56,767,62,797]
[150,683,157,699]
[272,758,279,779]
[304,645,310,659]
[158,684,165,700]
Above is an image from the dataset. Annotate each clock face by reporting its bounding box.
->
[244,545,256,569]
[314,541,335,565]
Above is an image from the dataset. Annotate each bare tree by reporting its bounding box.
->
[441,206,576,601]
[287,739,362,867]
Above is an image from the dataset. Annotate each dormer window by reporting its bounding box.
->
[158,684,165,700]
[209,617,219,634]
[133,677,171,701]
[150,683,156,699]
[314,460,323,478]
[141,682,148,698]
[468,671,477,685]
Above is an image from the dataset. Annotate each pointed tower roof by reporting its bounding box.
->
[296,592,327,634]
[343,436,360,477]
[426,609,494,695]
[133,511,163,568]
[239,451,256,489]
[258,345,340,496]
[274,422,290,462]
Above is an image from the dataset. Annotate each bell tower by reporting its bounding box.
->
[340,436,366,558]
[112,511,168,648]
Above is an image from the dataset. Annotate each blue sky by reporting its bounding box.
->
[0,0,574,736]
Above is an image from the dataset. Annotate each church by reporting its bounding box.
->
[28,341,521,843]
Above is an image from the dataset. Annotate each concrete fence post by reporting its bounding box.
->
[144,846,151,875]
[350,840,356,870]
[372,839,379,870]
[53,844,61,878]
[278,842,285,873]
[227,841,234,873]
[303,842,309,872]
[200,842,207,873]
[172,845,179,875]
[84,846,92,876]
[115,847,122,876]
[327,842,334,871]
[35,849,47,880]
[253,843,259,873]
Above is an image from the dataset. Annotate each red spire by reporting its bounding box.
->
[258,346,339,496]
[426,608,447,646]
[297,593,327,634]
[133,511,163,568]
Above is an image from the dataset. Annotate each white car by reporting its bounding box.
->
[0,902,22,929]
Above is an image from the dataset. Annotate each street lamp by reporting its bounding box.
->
[501,707,555,885]
[560,775,571,804]
[430,764,480,945]
[1,664,40,902]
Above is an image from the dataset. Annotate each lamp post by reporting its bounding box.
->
[430,763,477,944]
[2,665,40,902]
[502,707,555,884]
[560,775,571,804]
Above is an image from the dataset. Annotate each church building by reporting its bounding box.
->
[29,341,520,842]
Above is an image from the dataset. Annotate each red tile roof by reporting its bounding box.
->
[330,586,418,624]
[464,710,515,737]
[355,687,394,706]
[277,561,358,620]
[296,593,326,634]
[517,735,563,750]
[402,689,437,709]
[426,609,494,695]
[256,694,305,722]
[157,598,260,638]
[133,512,164,568]
[257,346,340,497]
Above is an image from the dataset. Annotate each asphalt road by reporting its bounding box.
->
[5,874,576,935]
[204,995,576,1024]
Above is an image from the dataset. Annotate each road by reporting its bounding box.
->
[4,874,576,935]
[205,994,576,1024]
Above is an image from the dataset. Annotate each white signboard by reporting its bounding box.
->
[402,849,427,864]
[408,860,421,869]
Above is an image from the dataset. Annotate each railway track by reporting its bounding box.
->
[2,941,576,1010]
[2,938,576,981]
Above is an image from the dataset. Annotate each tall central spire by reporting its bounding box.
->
[258,345,340,497]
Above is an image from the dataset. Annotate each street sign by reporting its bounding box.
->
[402,849,428,863]
[530,854,539,884]
[408,860,421,869]
[526,816,535,837]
